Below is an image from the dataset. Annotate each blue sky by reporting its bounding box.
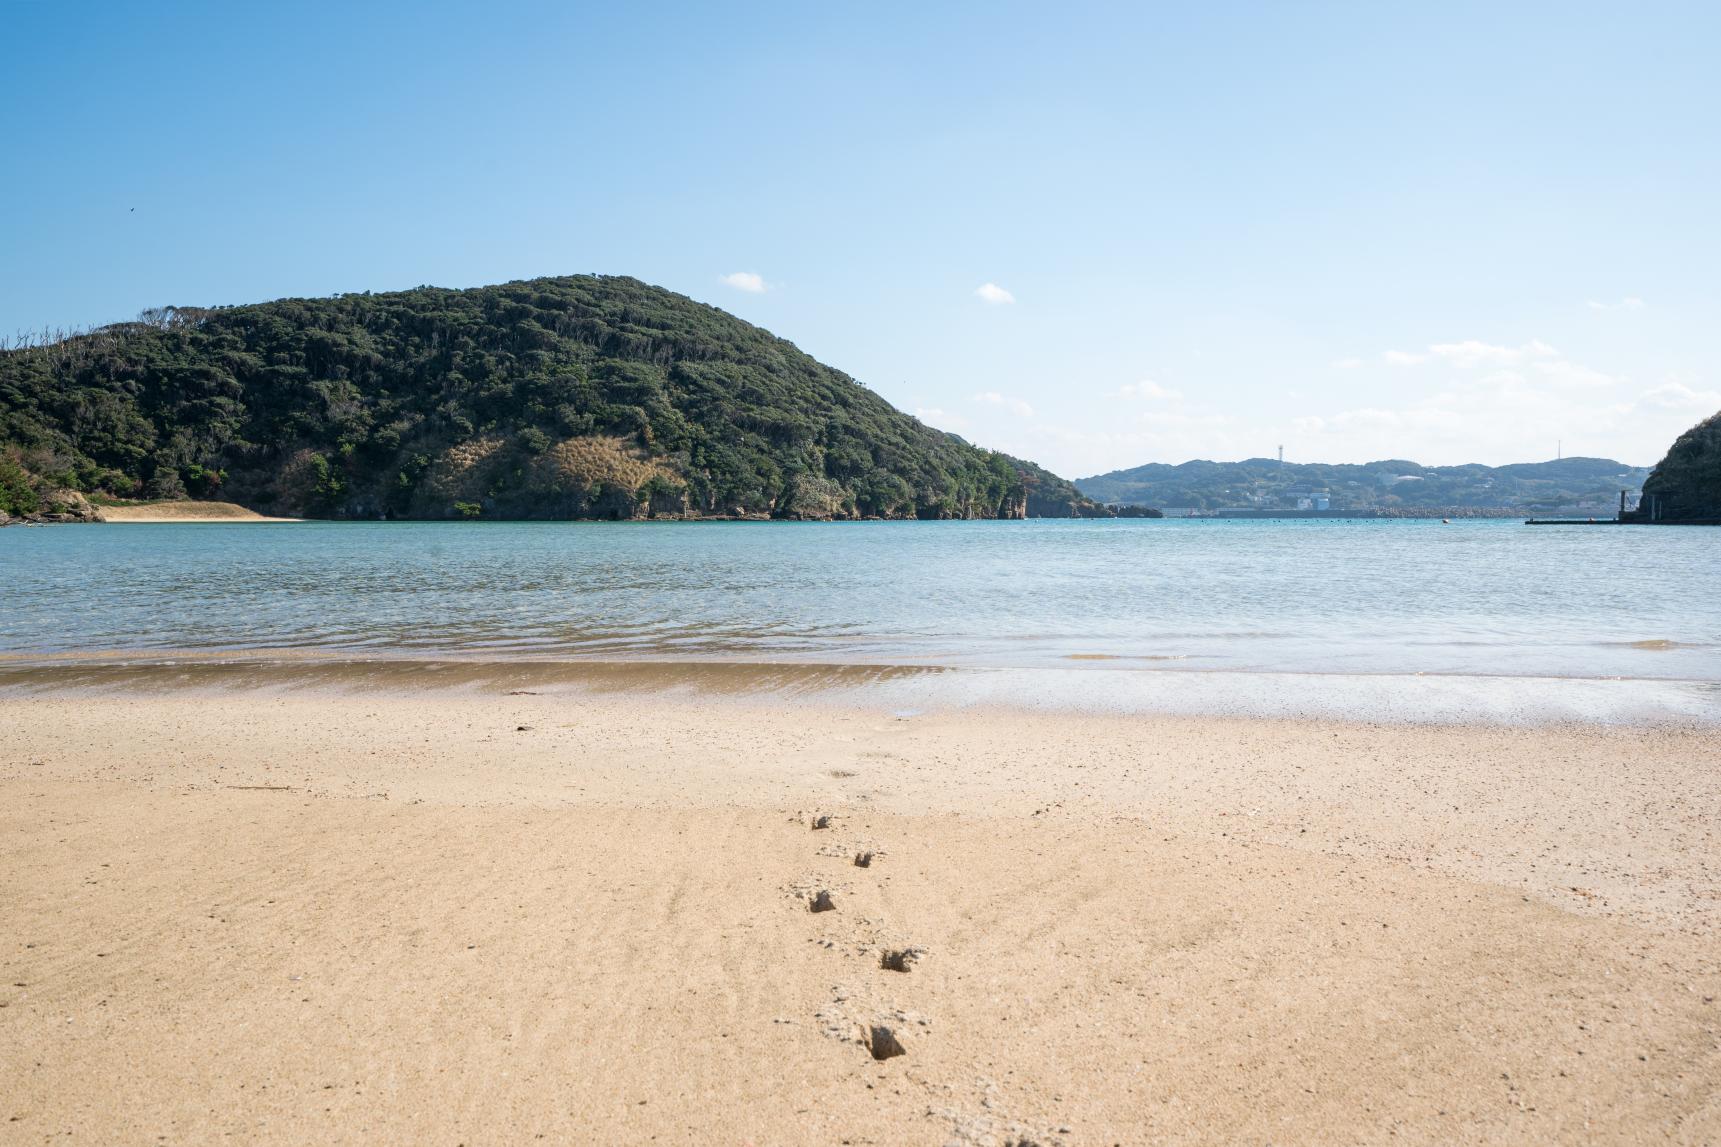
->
[3,1,1716,474]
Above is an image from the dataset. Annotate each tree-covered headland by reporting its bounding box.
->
[0,275,1121,521]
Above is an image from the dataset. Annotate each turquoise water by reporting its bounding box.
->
[3,519,1717,686]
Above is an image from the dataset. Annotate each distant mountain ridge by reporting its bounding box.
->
[1076,455,1649,515]
[0,275,1112,521]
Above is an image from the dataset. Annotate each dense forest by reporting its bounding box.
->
[1633,409,1721,521]
[0,275,1114,522]
[1077,455,1649,515]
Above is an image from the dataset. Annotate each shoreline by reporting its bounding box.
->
[2,687,1717,1143]
[1,651,1717,728]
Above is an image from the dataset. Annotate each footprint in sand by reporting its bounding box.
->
[815,985,930,1059]
[879,947,921,973]
[868,1024,906,1060]
[793,815,928,1061]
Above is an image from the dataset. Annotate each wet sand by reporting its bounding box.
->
[2,685,1717,1144]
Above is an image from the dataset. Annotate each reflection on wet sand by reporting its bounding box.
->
[1,653,1717,726]
[0,654,948,699]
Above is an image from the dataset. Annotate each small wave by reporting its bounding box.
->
[1613,639,1709,652]
[1062,653,1192,663]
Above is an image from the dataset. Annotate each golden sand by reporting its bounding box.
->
[2,688,1716,1144]
[96,501,297,522]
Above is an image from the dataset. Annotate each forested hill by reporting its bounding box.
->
[1635,408,1721,521]
[1077,455,1649,514]
[0,275,1108,521]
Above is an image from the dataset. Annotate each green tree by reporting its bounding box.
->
[0,454,39,516]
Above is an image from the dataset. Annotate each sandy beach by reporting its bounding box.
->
[95,501,299,523]
[2,678,1718,1145]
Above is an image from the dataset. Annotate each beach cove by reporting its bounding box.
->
[4,519,1718,1142]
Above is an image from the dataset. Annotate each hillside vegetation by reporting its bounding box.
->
[1635,409,1721,521]
[1077,456,1648,515]
[0,275,1106,521]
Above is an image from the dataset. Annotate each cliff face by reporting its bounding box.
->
[1008,455,1117,518]
[0,275,1106,522]
[1634,409,1721,522]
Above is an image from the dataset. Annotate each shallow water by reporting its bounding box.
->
[3,518,1718,720]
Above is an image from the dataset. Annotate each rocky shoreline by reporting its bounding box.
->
[4,494,1163,525]
[0,488,102,526]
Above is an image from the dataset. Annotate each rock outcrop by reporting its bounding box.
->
[0,487,104,525]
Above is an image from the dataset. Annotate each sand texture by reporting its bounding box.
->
[2,689,1717,1145]
[96,501,298,522]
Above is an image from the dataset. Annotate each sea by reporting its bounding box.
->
[3,518,1718,723]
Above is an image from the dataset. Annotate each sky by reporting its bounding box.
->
[3,1,1717,476]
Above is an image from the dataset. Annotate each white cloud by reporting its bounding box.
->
[1011,414,1241,469]
[971,390,1034,417]
[1641,382,1721,412]
[1587,297,1647,312]
[948,323,1694,476]
[1426,338,1557,368]
[719,271,767,293]
[974,282,1016,305]
[1131,410,1228,429]
[1382,350,1428,366]
[1326,407,1464,432]
[1277,350,1697,467]
[1381,339,1558,369]
[1531,360,1618,389]
[1108,379,1183,401]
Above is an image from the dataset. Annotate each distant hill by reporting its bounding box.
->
[1076,456,1649,515]
[0,275,1109,522]
[1632,409,1721,522]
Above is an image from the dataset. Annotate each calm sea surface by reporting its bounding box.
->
[3,519,1717,686]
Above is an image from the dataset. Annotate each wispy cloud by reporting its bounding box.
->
[719,271,767,293]
[1107,379,1183,401]
[1587,297,1647,312]
[972,390,1034,417]
[1427,339,1557,367]
[1530,360,1617,389]
[1323,407,1464,432]
[1330,357,1364,370]
[974,282,1015,305]
[1278,351,1712,466]
[1641,382,1721,411]
[1010,414,1241,471]
[1382,339,1558,369]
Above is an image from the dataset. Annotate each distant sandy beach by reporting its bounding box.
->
[97,500,298,522]
[2,678,1717,1144]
